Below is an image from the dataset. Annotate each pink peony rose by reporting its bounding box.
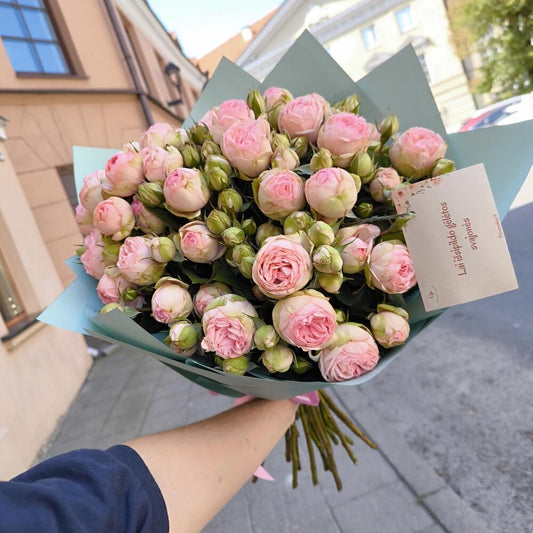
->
[201,294,258,359]
[105,150,144,197]
[141,146,167,182]
[369,167,402,203]
[75,203,93,235]
[367,240,417,294]
[336,224,381,274]
[256,169,305,220]
[163,147,184,175]
[200,99,254,145]
[262,86,293,111]
[140,122,174,148]
[272,289,336,351]
[80,228,106,279]
[222,117,273,178]
[178,221,225,263]
[131,197,166,234]
[194,282,231,317]
[96,268,142,308]
[305,167,358,222]
[79,170,107,212]
[317,113,373,167]
[370,310,410,348]
[117,236,165,286]
[318,323,380,382]
[151,281,193,324]
[369,123,381,142]
[93,197,135,241]
[278,93,327,144]
[163,167,211,218]
[252,235,313,298]
[390,127,447,178]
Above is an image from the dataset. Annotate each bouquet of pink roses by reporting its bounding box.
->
[41,32,532,490]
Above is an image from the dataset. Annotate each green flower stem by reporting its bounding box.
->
[299,406,319,485]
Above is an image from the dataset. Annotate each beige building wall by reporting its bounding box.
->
[0,0,204,478]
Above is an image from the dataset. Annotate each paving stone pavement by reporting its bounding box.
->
[40,347,492,533]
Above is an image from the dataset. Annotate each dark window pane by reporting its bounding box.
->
[22,8,54,40]
[35,41,69,73]
[0,5,27,38]
[2,38,40,72]
[17,0,44,6]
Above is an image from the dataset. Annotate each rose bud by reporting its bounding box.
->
[370,304,410,348]
[271,146,300,171]
[104,150,144,197]
[189,122,211,145]
[278,93,328,144]
[205,154,232,176]
[75,204,93,235]
[255,169,305,220]
[378,114,399,143]
[76,245,85,257]
[339,93,360,114]
[222,117,273,178]
[369,167,402,203]
[305,167,358,222]
[93,197,135,241]
[136,182,164,207]
[318,323,380,382]
[79,170,107,212]
[367,240,417,294]
[262,86,293,112]
[292,357,312,374]
[312,245,343,274]
[201,294,258,359]
[96,267,141,307]
[232,243,255,264]
[140,122,174,148]
[238,256,255,279]
[283,211,314,235]
[254,325,279,351]
[167,128,190,149]
[206,209,232,235]
[122,287,140,303]
[100,302,125,314]
[201,139,222,159]
[193,282,231,317]
[179,143,201,168]
[271,132,291,151]
[178,221,225,263]
[256,222,282,246]
[356,202,374,218]
[222,356,248,375]
[335,309,347,324]
[316,271,344,293]
[432,158,455,177]
[291,136,309,159]
[163,167,211,219]
[310,148,333,171]
[102,242,120,266]
[167,321,199,357]
[217,188,243,216]
[81,230,110,279]
[307,221,335,246]
[163,146,184,175]
[336,224,380,274]
[131,197,166,234]
[252,235,313,298]
[241,218,256,236]
[151,278,193,324]
[317,112,373,167]
[261,344,294,373]
[151,236,176,263]
[200,99,255,145]
[272,289,336,351]
[247,89,265,118]
[206,167,229,191]
[390,126,447,179]
[349,151,374,183]
[117,236,165,286]
[141,145,167,182]
[222,227,245,246]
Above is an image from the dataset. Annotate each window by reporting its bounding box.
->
[395,6,415,33]
[0,256,25,329]
[361,25,378,50]
[0,0,70,74]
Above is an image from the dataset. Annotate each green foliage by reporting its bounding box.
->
[448,0,533,96]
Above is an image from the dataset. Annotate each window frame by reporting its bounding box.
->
[361,24,379,51]
[395,5,416,34]
[0,252,27,333]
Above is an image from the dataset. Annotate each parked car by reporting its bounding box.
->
[459,93,532,131]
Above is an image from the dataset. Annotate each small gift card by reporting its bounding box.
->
[392,164,518,311]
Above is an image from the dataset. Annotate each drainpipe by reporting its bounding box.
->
[102,0,154,127]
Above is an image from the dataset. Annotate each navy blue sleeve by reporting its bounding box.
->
[0,445,169,533]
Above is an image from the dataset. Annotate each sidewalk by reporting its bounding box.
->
[41,347,490,533]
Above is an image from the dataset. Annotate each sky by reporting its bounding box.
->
[147,0,284,59]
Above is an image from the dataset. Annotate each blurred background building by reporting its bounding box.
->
[0,0,205,479]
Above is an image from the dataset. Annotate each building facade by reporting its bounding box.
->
[236,0,477,131]
[0,0,205,479]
